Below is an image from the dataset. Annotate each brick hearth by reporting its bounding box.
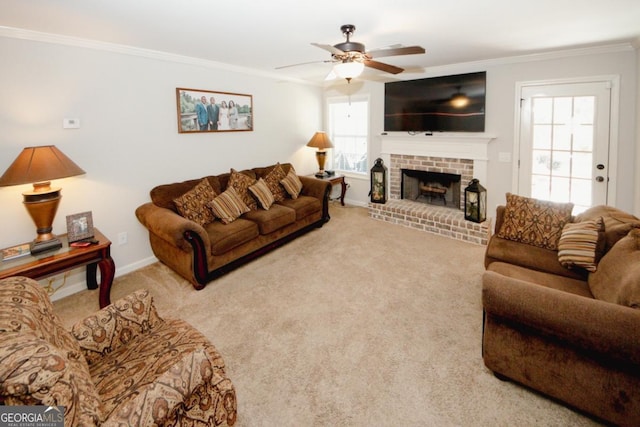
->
[368,199,490,245]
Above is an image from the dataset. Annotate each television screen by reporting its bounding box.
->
[384,71,486,132]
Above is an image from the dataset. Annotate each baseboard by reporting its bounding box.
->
[49,255,158,302]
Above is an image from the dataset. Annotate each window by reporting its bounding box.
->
[327,96,369,174]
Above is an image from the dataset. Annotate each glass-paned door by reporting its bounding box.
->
[519,81,612,213]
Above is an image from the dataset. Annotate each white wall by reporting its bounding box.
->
[0,34,323,299]
[327,45,638,215]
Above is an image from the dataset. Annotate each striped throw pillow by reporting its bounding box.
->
[207,187,250,224]
[249,178,275,210]
[280,169,303,199]
[558,217,605,272]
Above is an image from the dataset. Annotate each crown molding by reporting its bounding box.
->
[0,25,633,85]
[0,26,318,86]
[419,42,636,76]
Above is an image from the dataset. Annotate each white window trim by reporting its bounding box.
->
[326,94,370,176]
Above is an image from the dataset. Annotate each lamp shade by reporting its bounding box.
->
[333,60,364,79]
[0,145,85,188]
[306,132,333,150]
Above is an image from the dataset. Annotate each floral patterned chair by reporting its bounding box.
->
[0,276,237,426]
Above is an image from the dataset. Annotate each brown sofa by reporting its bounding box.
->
[0,276,237,426]
[482,201,640,426]
[136,163,331,289]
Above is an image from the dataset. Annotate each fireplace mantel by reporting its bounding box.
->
[379,133,496,185]
[380,133,496,160]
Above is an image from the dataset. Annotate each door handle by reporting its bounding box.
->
[596,176,605,182]
[596,164,605,170]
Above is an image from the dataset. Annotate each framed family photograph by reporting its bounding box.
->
[66,211,94,243]
[176,88,253,133]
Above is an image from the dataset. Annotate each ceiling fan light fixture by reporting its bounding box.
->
[450,93,470,108]
[333,60,364,80]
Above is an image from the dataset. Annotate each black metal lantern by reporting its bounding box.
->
[370,158,387,204]
[464,178,486,223]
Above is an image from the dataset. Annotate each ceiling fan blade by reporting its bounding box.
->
[367,46,425,58]
[311,42,345,56]
[275,59,332,70]
[364,59,404,74]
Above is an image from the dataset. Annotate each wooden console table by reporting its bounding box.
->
[0,228,115,308]
[310,173,348,206]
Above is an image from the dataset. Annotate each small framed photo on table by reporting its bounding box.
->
[66,211,94,243]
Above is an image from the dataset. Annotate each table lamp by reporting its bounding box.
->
[0,145,86,254]
[306,131,333,178]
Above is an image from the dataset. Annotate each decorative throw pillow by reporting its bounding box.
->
[497,193,574,250]
[207,187,250,224]
[249,178,275,210]
[280,169,303,199]
[228,169,258,210]
[173,178,217,226]
[263,163,288,202]
[588,228,640,309]
[557,217,605,272]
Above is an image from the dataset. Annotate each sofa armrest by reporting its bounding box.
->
[299,176,331,221]
[482,270,640,366]
[299,176,331,200]
[71,289,164,365]
[135,202,211,255]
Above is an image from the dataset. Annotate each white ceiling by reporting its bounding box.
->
[2,0,640,83]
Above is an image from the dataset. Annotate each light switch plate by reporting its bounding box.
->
[63,118,80,129]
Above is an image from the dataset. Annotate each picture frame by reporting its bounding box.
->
[176,88,253,133]
[66,211,94,243]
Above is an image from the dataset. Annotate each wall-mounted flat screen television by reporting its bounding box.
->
[384,71,486,133]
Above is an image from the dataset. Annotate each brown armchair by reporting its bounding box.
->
[0,276,237,426]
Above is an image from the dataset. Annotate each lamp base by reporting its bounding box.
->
[30,238,62,255]
[315,171,328,178]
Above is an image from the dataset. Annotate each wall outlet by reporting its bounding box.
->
[117,232,128,245]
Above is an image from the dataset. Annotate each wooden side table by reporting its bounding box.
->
[309,173,348,205]
[0,228,115,308]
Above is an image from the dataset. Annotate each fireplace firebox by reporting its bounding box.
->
[401,169,462,208]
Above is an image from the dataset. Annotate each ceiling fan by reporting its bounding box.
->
[277,24,426,82]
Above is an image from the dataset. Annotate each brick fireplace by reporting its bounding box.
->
[368,133,495,245]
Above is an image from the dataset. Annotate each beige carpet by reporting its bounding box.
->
[54,204,602,426]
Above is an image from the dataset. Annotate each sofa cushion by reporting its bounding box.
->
[575,205,640,252]
[487,262,593,298]
[262,163,288,202]
[228,168,258,210]
[242,204,296,235]
[87,318,235,426]
[173,178,217,226]
[205,218,259,255]
[249,178,275,210]
[588,228,640,308]
[208,187,251,224]
[497,193,573,251]
[557,217,605,272]
[277,195,322,221]
[280,168,303,199]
